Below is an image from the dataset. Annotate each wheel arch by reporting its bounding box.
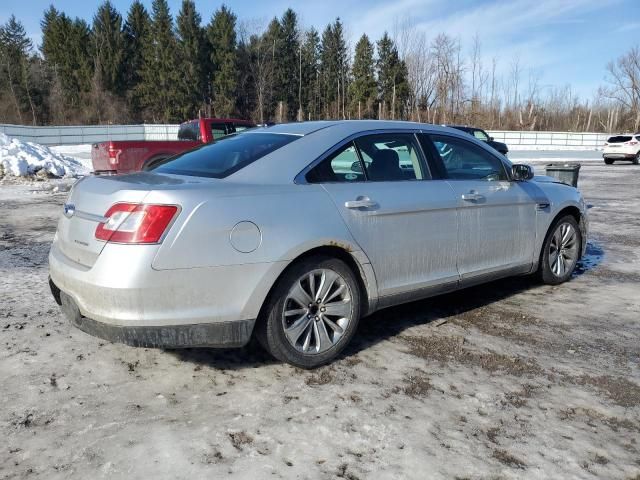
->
[538,205,585,271]
[141,154,171,171]
[254,245,377,336]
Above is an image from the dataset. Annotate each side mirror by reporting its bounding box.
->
[489,136,494,141]
[511,164,534,181]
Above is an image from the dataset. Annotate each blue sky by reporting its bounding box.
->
[1,0,639,100]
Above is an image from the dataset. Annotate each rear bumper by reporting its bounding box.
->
[48,239,288,347]
[603,153,636,159]
[50,281,253,348]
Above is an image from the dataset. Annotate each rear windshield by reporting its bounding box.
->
[607,135,632,143]
[178,121,200,141]
[151,132,299,178]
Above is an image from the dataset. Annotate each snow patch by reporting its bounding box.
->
[0,133,90,178]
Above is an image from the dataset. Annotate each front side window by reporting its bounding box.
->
[355,133,427,181]
[151,132,298,178]
[430,134,507,181]
[306,143,364,183]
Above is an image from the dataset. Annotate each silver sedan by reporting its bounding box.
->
[49,121,588,368]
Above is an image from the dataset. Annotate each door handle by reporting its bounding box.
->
[461,192,485,202]
[345,197,377,209]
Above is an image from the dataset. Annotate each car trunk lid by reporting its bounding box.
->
[56,175,156,267]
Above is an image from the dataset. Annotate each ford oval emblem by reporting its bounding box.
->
[63,203,76,218]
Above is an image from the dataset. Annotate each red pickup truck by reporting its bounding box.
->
[92,118,255,174]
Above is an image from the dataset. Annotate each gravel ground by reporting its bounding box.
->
[1,156,639,480]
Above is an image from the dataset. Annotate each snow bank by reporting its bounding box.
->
[0,133,90,178]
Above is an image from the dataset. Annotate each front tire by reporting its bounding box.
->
[633,153,639,165]
[257,256,361,368]
[538,215,582,285]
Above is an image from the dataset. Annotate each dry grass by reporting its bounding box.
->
[228,431,253,451]
[572,375,640,408]
[492,449,526,469]
[403,334,543,377]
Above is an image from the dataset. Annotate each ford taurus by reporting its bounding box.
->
[49,121,588,368]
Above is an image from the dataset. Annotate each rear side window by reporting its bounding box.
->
[178,121,200,141]
[430,134,507,181]
[306,133,429,183]
[151,133,298,178]
[232,122,254,133]
[210,123,227,141]
[472,130,489,141]
[355,133,427,181]
[306,143,365,183]
[607,136,632,143]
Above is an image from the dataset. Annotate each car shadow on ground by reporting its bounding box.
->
[170,241,604,369]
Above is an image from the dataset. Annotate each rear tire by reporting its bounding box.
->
[633,153,639,165]
[604,158,614,165]
[538,215,582,285]
[256,256,361,369]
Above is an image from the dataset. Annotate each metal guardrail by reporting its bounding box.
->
[487,130,608,150]
[0,124,178,145]
[0,123,608,149]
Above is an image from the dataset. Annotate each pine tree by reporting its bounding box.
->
[277,9,300,120]
[350,34,376,118]
[263,17,282,120]
[139,0,181,122]
[177,0,208,118]
[123,1,150,121]
[207,5,237,117]
[300,28,320,120]
[376,32,409,120]
[0,15,37,124]
[91,1,124,94]
[319,19,348,119]
[40,8,93,120]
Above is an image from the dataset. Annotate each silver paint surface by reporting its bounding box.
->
[49,120,588,337]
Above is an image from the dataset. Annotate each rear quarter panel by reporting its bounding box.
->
[148,184,363,270]
[145,183,375,319]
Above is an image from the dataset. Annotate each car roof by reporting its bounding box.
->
[230,120,486,184]
[446,125,483,131]
[255,120,456,137]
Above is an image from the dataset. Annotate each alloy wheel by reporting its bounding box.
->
[548,222,579,277]
[282,268,353,355]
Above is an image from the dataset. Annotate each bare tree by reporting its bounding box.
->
[601,46,640,131]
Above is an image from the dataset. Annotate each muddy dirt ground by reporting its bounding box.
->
[1,159,639,479]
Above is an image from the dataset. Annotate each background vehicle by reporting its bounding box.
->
[50,121,587,368]
[91,118,255,174]
[447,125,509,155]
[603,134,640,164]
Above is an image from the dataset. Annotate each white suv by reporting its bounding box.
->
[603,134,640,165]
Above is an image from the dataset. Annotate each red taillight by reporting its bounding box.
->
[95,203,179,244]
[107,146,122,165]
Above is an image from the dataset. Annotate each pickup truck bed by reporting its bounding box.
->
[92,140,199,174]
[92,118,255,174]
